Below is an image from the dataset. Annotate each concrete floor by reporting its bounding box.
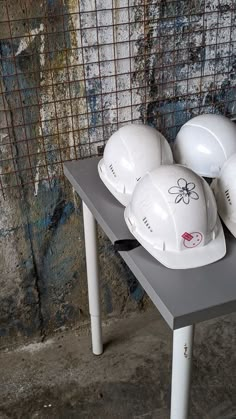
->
[0,309,236,419]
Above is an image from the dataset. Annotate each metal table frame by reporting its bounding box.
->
[64,157,236,419]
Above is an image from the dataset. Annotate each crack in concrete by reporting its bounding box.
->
[6,105,46,341]
[24,220,46,342]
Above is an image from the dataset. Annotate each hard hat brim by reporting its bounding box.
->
[125,210,226,269]
[151,217,226,269]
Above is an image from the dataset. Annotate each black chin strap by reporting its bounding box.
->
[114,239,141,252]
[203,177,213,185]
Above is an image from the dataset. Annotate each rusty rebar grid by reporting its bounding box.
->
[0,0,235,197]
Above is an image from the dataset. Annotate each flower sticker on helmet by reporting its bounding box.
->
[168,178,199,205]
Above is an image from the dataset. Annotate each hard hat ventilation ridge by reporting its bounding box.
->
[225,189,232,205]
[109,164,117,178]
[143,217,153,233]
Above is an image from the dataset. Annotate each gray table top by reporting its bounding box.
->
[64,157,236,330]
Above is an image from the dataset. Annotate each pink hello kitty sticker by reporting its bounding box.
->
[182,232,203,248]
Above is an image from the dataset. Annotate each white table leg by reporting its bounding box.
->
[82,201,103,355]
[170,325,194,419]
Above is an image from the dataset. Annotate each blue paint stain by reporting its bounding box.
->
[158,15,188,33]
[131,283,145,302]
[0,328,7,337]
[86,79,102,134]
[0,40,41,148]
[126,272,145,302]
[47,0,57,7]
[0,42,18,94]
[0,200,75,238]
[35,201,75,230]
[1,42,35,95]
[88,88,98,128]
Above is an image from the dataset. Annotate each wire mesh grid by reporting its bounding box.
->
[0,0,236,197]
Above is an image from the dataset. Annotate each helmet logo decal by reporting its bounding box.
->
[182,232,194,241]
[168,178,199,204]
[182,232,203,248]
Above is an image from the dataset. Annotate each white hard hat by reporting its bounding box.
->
[124,165,226,269]
[212,153,236,237]
[98,124,173,206]
[173,114,236,178]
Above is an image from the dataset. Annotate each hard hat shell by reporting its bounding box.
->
[98,124,173,206]
[212,153,236,237]
[173,114,236,178]
[124,165,226,269]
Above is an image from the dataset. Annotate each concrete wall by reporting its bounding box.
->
[0,0,235,341]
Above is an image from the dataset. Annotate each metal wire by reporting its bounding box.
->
[0,0,236,197]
